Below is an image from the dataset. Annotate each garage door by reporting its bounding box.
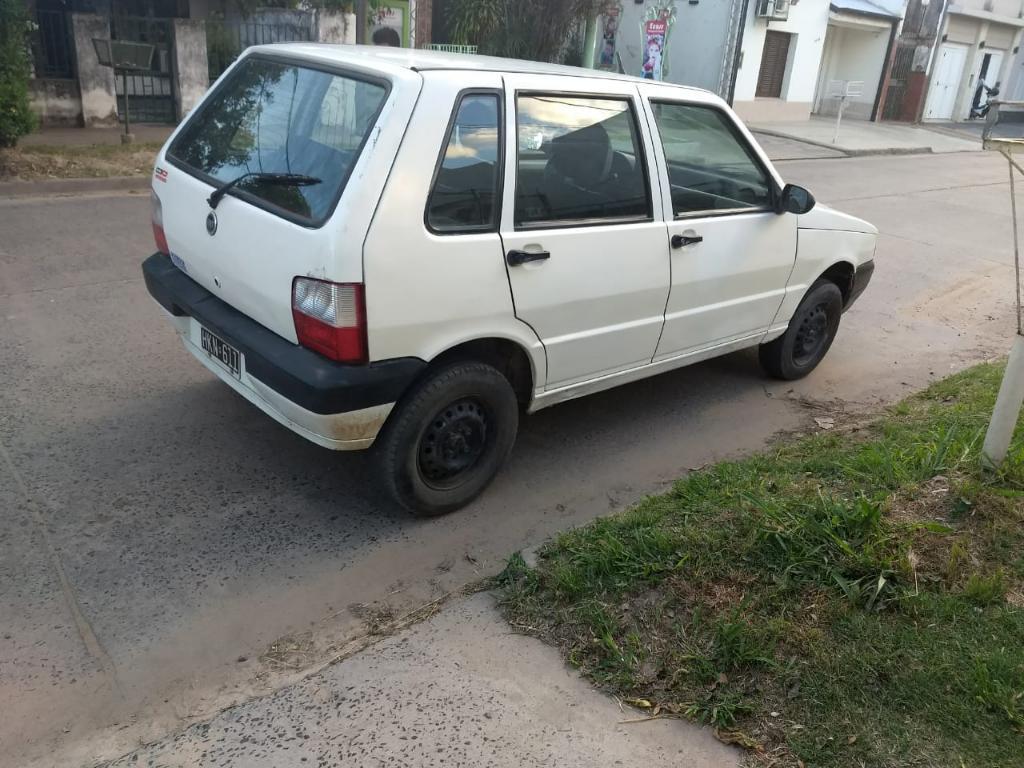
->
[756,31,792,98]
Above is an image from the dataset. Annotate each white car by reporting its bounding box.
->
[144,44,876,515]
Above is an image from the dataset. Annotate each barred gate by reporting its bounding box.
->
[111,16,176,123]
[881,45,915,122]
[206,18,315,82]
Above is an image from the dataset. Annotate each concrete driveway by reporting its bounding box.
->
[0,150,1018,767]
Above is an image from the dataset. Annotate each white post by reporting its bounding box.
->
[831,81,863,145]
[982,149,1024,468]
[833,95,845,144]
[983,335,1024,467]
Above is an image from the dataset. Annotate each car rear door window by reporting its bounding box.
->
[650,102,772,217]
[169,56,387,224]
[426,93,501,232]
[515,95,651,227]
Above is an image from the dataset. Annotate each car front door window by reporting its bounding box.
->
[650,101,772,217]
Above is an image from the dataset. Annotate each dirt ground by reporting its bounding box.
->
[0,143,162,181]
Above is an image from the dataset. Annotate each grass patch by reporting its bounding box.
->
[501,362,1024,767]
[0,142,162,180]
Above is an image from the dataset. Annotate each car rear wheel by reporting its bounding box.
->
[372,361,519,516]
[759,279,843,380]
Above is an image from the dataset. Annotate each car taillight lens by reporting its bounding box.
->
[292,277,367,364]
[151,190,169,256]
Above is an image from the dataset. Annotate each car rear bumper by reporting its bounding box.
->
[142,253,425,450]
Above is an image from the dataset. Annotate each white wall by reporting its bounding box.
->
[929,10,1024,120]
[1006,41,1024,99]
[615,0,743,97]
[733,0,831,121]
[815,23,891,119]
[952,0,1024,17]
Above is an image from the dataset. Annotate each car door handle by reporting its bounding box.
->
[507,249,551,267]
[671,234,703,249]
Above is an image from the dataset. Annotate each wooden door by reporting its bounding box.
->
[756,31,791,98]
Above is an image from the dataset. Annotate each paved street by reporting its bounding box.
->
[1,150,1019,767]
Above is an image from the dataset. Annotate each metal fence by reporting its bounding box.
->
[32,9,74,79]
[207,19,315,81]
[111,16,176,124]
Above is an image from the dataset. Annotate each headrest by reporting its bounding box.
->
[458,98,497,129]
[549,122,613,188]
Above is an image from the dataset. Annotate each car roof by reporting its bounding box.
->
[249,43,712,97]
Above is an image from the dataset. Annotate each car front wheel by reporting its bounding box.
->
[759,279,843,380]
[372,361,519,516]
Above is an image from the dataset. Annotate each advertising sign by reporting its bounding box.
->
[597,2,622,71]
[368,0,409,47]
[642,18,667,80]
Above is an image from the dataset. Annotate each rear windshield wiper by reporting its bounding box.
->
[207,172,322,210]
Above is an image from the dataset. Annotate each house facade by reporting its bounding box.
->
[25,0,416,127]
[921,0,1024,121]
[29,0,1017,131]
[813,0,903,121]
[874,0,946,121]
[731,0,832,122]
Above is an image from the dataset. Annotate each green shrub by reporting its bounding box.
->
[0,0,36,147]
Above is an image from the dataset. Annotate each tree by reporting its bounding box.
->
[0,0,36,146]
[447,0,599,63]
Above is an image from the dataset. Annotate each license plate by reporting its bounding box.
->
[200,326,241,379]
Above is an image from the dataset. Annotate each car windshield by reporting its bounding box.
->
[169,56,387,223]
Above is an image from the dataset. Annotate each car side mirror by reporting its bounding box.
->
[776,183,816,215]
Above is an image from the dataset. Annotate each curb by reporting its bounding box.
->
[0,175,150,199]
[750,127,944,157]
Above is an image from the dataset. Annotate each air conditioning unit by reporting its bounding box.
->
[755,0,791,21]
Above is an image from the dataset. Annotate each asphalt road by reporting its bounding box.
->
[1,150,1018,767]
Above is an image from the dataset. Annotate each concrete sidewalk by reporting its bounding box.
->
[106,593,739,768]
[750,116,979,156]
[751,131,846,161]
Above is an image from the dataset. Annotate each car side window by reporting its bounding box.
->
[426,93,501,233]
[515,94,651,227]
[650,101,772,217]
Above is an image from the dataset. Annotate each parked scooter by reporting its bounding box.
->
[971,80,1001,119]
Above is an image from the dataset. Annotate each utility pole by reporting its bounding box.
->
[356,0,368,44]
[582,14,600,69]
[981,110,1024,468]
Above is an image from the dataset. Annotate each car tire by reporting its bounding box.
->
[372,361,519,517]
[759,279,843,381]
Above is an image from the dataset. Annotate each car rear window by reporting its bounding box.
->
[169,56,388,224]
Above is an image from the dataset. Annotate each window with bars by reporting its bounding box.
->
[32,9,74,79]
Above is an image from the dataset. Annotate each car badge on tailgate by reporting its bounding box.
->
[206,211,218,236]
[154,166,168,183]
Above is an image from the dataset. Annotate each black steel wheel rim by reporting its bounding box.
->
[418,398,490,489]
[793,303,830,367]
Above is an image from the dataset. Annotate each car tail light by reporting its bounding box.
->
[292,277,367,364]
[151,190,169,256]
